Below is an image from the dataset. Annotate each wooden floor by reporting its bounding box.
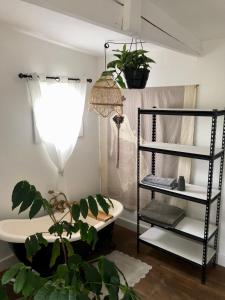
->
[2,225,225,299]
[113,225,225,300]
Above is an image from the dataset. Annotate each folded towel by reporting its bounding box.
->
[140,200,185,228]
[141,174,177,190]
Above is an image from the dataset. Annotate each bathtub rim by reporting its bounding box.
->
[0,198,123,243]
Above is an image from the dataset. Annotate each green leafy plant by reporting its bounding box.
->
[0,181,139,300]
[106,44,156,88]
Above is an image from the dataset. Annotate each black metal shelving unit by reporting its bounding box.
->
[137,108,225,284]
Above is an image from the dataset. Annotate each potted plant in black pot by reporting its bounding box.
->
[107,44,155,89]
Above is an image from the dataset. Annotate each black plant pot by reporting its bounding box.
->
[124,68,150,89]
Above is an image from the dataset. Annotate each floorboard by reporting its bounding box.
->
[112,225,225,300]
[1,224,225,299]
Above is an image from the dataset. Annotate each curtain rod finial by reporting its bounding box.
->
[104,43,110,49]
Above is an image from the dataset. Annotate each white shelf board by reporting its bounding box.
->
[141,108,220,112]
[174,217,217,239]
[139,227,215,265]
[141,142,223,157]
[140,182,220,202]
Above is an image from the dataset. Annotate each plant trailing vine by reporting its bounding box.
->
[0,181,139,300]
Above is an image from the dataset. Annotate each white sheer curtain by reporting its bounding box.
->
[27,74,86,179]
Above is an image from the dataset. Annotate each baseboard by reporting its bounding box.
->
[0,255,18,272]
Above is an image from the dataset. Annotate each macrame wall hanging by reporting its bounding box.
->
[89,43,125,168]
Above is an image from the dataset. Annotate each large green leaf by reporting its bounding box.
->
[79,221,89,242]
[12,181,30,210]
[136,49,148,54]
[50,239,61,268]
[13,268,27,294]
[96,194,110,215]
[42,198,54,215]
[34,284,53,300]
[146,57,155,63]
[36,233,48,247]
[107,60,120,69]
[48,289,60,300]
[87,196,98,218]
[80,198,88,218]
[29,193,43,219]
[102,70,114,76]
[49,223,63,235]
[63,238,74,257]
[61,221,75,237]
[82,262,102,295]
[72,204,80,221]
[25,235,41,261]
[68,254,82,270]
[68,290,79,300]
[24,233,47,262]
[87,226,98,249]
[56,264,69,279]
[19,185,36,214]
[58,289,70,300]
[116,75,126,89]
[71,222,80,234]
[22,270,41,298]
[121,289,138,300]
[98,257,120,299]
[1,263,24,285]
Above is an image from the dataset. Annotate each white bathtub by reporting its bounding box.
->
[0,198,123,243]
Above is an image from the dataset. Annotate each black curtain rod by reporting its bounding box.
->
[18,73,92,83]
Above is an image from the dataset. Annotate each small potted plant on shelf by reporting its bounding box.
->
[106,44,156,89]
[0,181,138,300]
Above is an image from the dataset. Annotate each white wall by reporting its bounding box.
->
[0,24,99,267]
[109,39,225,266]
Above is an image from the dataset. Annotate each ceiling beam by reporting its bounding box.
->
[141,0,202,55]
[122,0,142,37]
[22,0,202,55]
[22,0,124,31]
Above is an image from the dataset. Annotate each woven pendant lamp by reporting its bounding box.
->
[89,72,125,168]
[89,72,125,117]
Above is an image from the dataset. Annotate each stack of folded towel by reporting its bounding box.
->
[140,200,185,228]
[141,174,177,190]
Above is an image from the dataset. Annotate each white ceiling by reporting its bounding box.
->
[0,0,130,56]
[149,0,225,41]
[0,0,225,56]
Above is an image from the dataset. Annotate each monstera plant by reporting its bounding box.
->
[0,181,138,300]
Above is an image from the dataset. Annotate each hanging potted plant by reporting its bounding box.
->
[107,44,156,89]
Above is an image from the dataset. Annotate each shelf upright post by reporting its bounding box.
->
[213,112,225,262]
[151,107,157,200]
[202,110,217,284]
[137,108,141,253]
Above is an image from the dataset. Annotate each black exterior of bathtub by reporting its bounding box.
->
[9,222,115,277]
